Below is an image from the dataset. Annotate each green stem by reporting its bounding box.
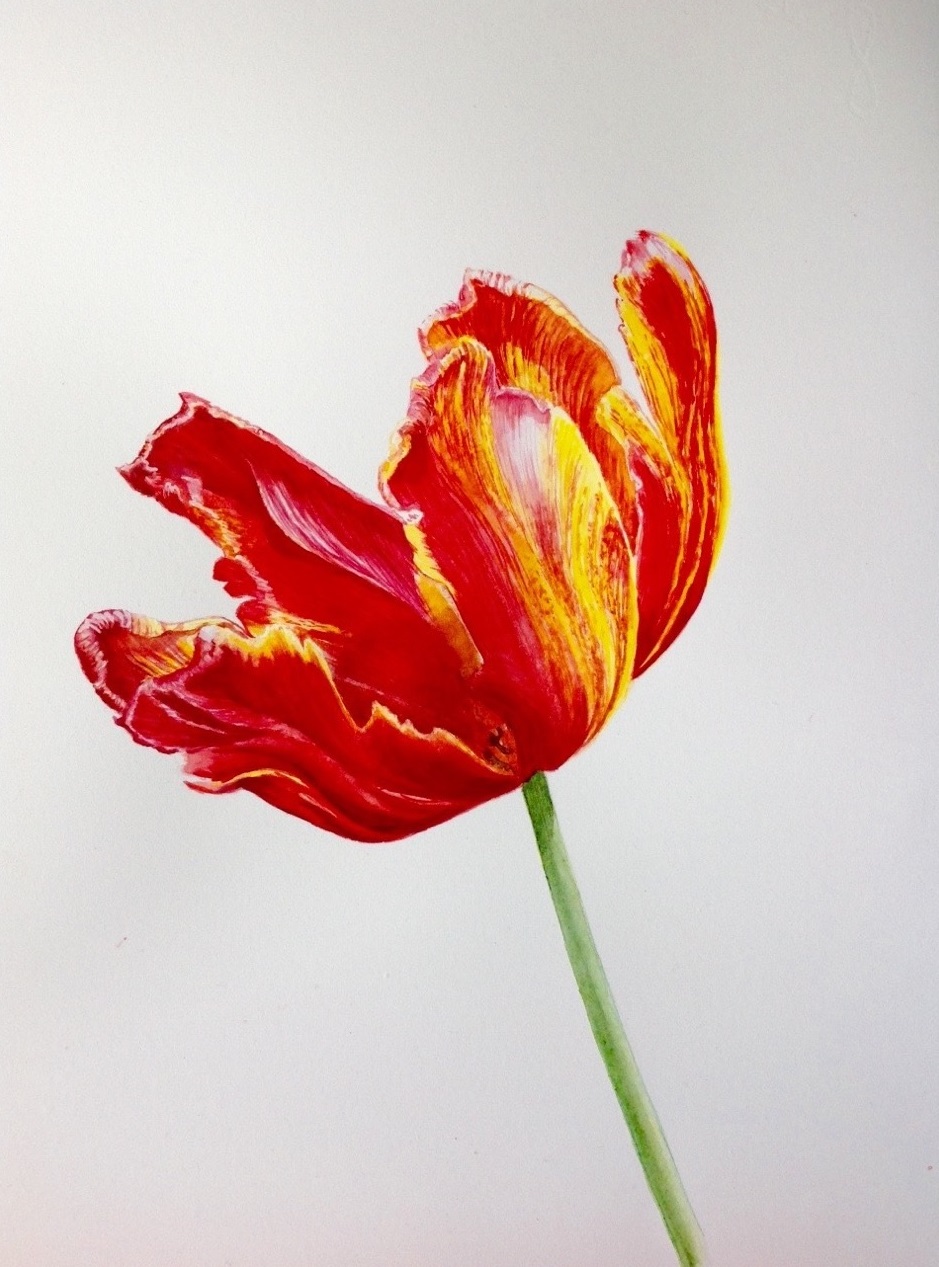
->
[522,771,706,1267]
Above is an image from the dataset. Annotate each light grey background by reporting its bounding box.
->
[3,1,937,1264]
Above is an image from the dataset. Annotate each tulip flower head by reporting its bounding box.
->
[76,232,726,843]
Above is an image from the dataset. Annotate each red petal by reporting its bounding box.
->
[76,611,517,842]
[119,396,486,742]
[382,342,637,776]
[614,233,728,672]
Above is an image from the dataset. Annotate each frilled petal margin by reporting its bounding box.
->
[421,268,622,462]
[75,610,517,842]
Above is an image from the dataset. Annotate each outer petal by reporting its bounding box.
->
[381,341,637,776]
[613,232,728,673]
[119,395,492,745]
[75,610,517,842]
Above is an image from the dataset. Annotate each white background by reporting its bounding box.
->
[3,2,937,1264]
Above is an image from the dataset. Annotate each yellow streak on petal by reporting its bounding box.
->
[708,351,730,560]
[595,384,675,473]
[382,423,486,675]
[193,620,510,777]
[466,363,636,738]
[595,384,692,584]
[548,410,638,736]
[197,621,327,667]
[402,520,482,676]
[259,612,344,641]
[617,300,687,454]
[191,765,314,794]
[502,343,553,400]
[119,615,205,678]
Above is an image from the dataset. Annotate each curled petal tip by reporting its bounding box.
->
[619,230,695,280]
[620,229,650,267]
[75,608,121,707]
[619,229,659,272]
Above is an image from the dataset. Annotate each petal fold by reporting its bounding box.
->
[76,610,517,842]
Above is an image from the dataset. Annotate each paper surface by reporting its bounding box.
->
[3,1,937,1263]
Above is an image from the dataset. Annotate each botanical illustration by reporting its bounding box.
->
[75,230,726,1265]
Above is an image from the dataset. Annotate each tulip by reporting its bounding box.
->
[76,231,726,1266]
[76,232,724,840]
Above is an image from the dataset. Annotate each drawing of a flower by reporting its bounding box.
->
[76,232,725,842]
[76,230,726,1267]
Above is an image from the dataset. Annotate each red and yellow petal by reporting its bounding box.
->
[75,611,518,842]
[422,271,619,427]
[381,341,637,776]
[118,395,488,742]
[124,396,425,622]
[421,271,633,509]
[612,232,728,672]
[75,609,233,723]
